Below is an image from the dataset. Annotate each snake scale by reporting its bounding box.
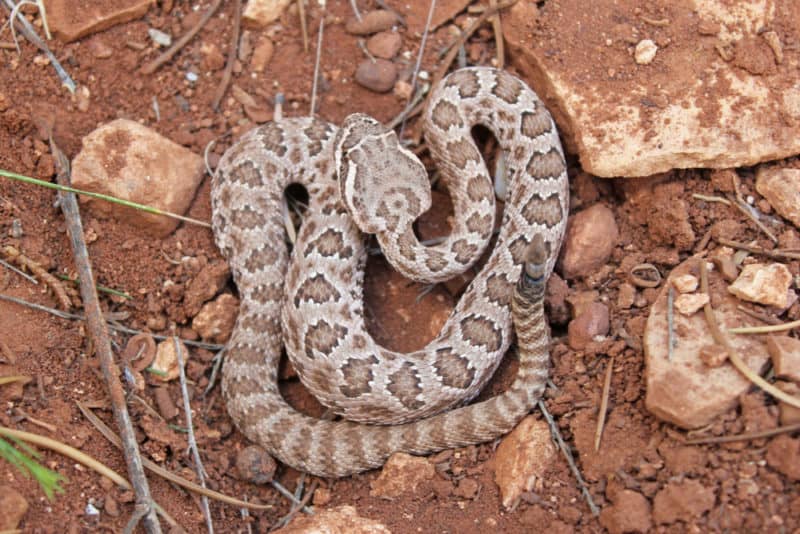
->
[212,67,569,477]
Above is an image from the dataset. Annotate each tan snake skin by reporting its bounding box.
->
[212,67,568,477]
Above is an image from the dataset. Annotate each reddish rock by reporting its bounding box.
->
[192,294,239,343]
[652,479,716,524]
[775,381,800,425]
[345,10,399,35]
[0,485,28,530]
[367,31,402,59]
[46,0,153,42]
[369,452,434,499]
[567,302,609,350]
[355,59,397,93]
[236,445,277,484]
[599,489,652,534]
[494,416,556,509]
[756,166,800,228]
[184,261,232,316]
[766,435,800,481]
[559,204,618,279]
[251,37,274,73]
[766,335,800,382]
[279,505,390,533]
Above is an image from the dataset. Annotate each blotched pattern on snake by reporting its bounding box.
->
[212,67,569,477]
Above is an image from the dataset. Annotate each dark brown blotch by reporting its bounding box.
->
[293,273,341,307]
[491,72,523,104]
[430,99,463,131]
[520,108,552,139]
[459,314,503,351]
[521,192,563,228]
[444,69,480,98]
[339,355,378,397]
[306,228,354,259]
[303,319,348,359]
[386,362,424,410]
[526,147,565,180]
[259,123,287,156]
[434,347,475,389]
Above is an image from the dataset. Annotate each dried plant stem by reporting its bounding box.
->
[716,237,800,261]
[729,195,778,243]
[309,1,326,116]
[49,138,161,533]
[594,356,614,451]
[3,246,71,309]
[213,0,242,110]
[728,318,800,335]
[698,260,800,410]
[692,193,730,205]
[685,422,800,445]
[297,0,309,52]
[0,257,37,284]
[488,0,504,68]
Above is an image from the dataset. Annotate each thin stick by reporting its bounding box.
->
[699,260,800,410]
[735,305,782,326]
[0,169,211,228]
[309,0,326,117]
[728,318,800,335]
[297,0,309,52]
[76,402,273,510]
[692,193,731,205]
[385,82,429,130]
[271,479,319,531]
[271,481,314,515]
[0,257,37,284]
[716,237,800,261]
[14,408,58,433]
[684,422,800,445]
[49,138,161,534]
[3,246,71,309]
[174,337,214,533]
[538,400,599,516]
[212,0,241,110]
[594,356,614,452]
[141,0,223,75]
[399,0,436,137]
[488,0,504,69]
[729,195,778,243]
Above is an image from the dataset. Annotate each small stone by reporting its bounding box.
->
[184,261,232,316]
[567,302,610,350]
[345,10,399,35]
[617,282,636,309]
[671,274,698,293]
[153,386,179,420]
[599,489,652,534]
[762,31,783,64]
[634,39,658,64]
[104,496,120,517]
[74,85,91,112]
[775,381,800,425]
[766,435,800,480]
[366,31,402,59]
[200,42,225,71]
[71,119,206,237]
[393,80,413,100]
[728,263,793,308]
[243,0,292,28]
[312,487,332,506]
[756,167,800,229]
[46,0,153,42]
[711,254,739,282]
[88,38,113,58]
[699,344,729,367]
[766,336,800,382]
[494,416,557,509]
[453,478,479,500]
[236,445,277,484]
[151,339,189,381]
[0,485,28,530]
[192,294,239,344]
[251,37,274,72]
[369,453,434,499]
[148,28,172,47]
[546,273,570,325]
[278,505,391,533]
[559,204,618,280]
[674,292,709,315]
[652,479,716,524]
[355,59,397,93]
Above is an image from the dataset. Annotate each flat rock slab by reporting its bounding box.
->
[503,0,800,177]
[644,257,771,428]
[44,0,154,42]
[71,119,205,237]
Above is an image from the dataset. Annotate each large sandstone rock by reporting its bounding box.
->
[72,119,206,237]
[494,416,556,509]
[278,505,391,533]
[44,0,154,42]
[503,0,800,177]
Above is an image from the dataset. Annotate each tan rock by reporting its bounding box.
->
[674,292,709,315]
[243,0,292,28]
[192,294,239,343]
[652,479,715,524]
[0,485,28,530]
[567,302,610,350]
[599,489,652,534]
[345,10,399,35]
[502,0,800,177]
[44,0,154,42]
[765,435,800,481]
[71,119,205,237]
[766,335,800,382]
[151,339,189,381]
[251,37,275,72]
[644,258,771,428]
[369,452,434,499]
[494,416,557,509]
[756,167,800,229]
[278,505,391,533]
[367,31,402,59]
[355,59,397,93]
[634,39,658,65]
[184,261,232,316]
[775,382,800,425]
[671,274,699,293]
[559,204,618,279]
[727,263,793,308]
[699,344,729,368]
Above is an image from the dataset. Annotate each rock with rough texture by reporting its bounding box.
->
[236,445,277,484]
[634,39,658,65]
[502,0,800,177]
[494,416,557,509]
[369,452,434,499]
[599,489,652,534]
[151,339,189,381]
[567,302,610,350]
[345,10,399,35]
[766,335,800,382]
[45,0,154,42]
[652,479,716,524]
[0,485,28,530]
[559,204,618,279]
[672,274,699,293]
[355,59,397,93]
[250,37,275,72]
[644,258,772,428]
[278,505,391,533]
[727,263,793,308]
[184,261,232,316]
[674,293,709,315]
[71,119,205,237]
[192,294,239,343]
[756,167,800,228]
[367,31,402,59]
[243,0,292,28]
[766,435,800,481]
[775,382,800,425]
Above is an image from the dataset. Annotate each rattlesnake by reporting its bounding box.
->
[212,67,568,477]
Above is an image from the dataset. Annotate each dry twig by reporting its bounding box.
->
[684,422,800,444]
[594,356,614,451]
[3,245,72,309]
[716,237,800,261]
[728,318,800,335]
[488,0,505,69]
[297,0,309,52]
[212,0,242,110]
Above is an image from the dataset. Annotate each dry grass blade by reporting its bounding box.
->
[212,0,241,110]
[0,375,31,386]
[685,422,800,445]
[728,318,800,335]
[488,0,504,69]
[3,245,72,310]
[297,0,309,52]
[698,260,800,410]
[594,355,614,451]
[716,237,800,261]
[77,402,273,511]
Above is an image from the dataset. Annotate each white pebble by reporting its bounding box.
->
[634,39,658,65]
[148,28,172,47]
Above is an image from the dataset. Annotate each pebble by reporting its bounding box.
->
[278,506,391,533]
[153,386,179,420]
[355,59,397,93]
[494,416,556,509]
[236,445,277,484]
[671,274,698,293]
[192,293,239,343]
[151,339,188,381]
[0,485,28,530]
[634,39,658,64]
[766,435,800,481]
[74,85,91,112]
[727,263,793,308]
[369,453,434,499]
[88,39,113,58]
[766,335,800,382]
[652,479,716,524]
[699,344,729,367]
[775,381,800,425]
[251,36,274,72]
[184,261,231,316]
[567,302,609,350]
[148,28,172,47]
[104,496,121,517]
[345,10,399,35]
[312,487,332,506]
[243,0,292,28]
[617,282,636,309]
[367,31,402,59]
[559,203,618,279]
[674,292,709,315]
[599,489,652,534]
[200,42,225,71]
[756,166,800,229]
[393,80,413,100]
